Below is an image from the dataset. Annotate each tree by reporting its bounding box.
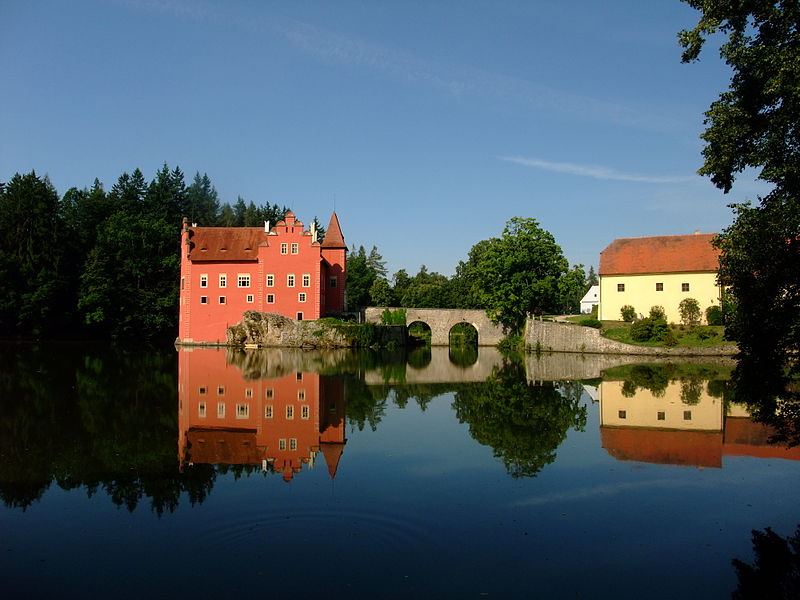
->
[470,217,571,333]
[369,277,395,306]
[185,172,219,226]
[679,2,800,381]
[586,265,599,287]
[679,297,701,326]
[345,246,376,309]
[0,171,66,335]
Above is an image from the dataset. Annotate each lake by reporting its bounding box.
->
[1,342,798,599]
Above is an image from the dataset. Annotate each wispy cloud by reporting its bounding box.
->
[499,156,696,184]
[118,0,685,133]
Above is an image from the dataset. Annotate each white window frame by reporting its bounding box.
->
[291,243,299,254]
[280,243,288,255]
[238,273,251,288]
[219,273,227,288]
[236,403,249,419]
[246,294,254,304]
[200,274,208,288]
[266,274,274,287]
[265,405,273,418]
[298,292,307,303]
[302,274,311,287]
[287,274,295,287]
[267,294,275,304]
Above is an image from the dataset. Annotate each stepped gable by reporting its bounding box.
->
[599,233,719,275]
[188,227,265,262]
[321,212,346,248]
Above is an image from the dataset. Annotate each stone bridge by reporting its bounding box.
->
[364,307,505,346]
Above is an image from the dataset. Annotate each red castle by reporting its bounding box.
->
[177,211,347,345]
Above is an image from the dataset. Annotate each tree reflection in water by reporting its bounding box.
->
[0,342,215,514]
[734,354,800,448]
[452,359,587,478]
[732,525,800,600]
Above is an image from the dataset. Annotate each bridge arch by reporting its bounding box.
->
[364,307,504,346]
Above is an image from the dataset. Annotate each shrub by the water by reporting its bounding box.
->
[579,317,602,329]
[630,317,669,342]
[620,305,637,323]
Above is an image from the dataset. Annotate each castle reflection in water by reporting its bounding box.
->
[178,348,800,481]
[178,348,346,482]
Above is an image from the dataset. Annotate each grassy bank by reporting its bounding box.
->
[563,315,729,349]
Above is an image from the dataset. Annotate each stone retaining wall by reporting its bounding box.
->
[524,319,737,357]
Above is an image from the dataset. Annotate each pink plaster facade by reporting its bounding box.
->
[178,211,346,345]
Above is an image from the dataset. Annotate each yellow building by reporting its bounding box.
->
[598,233,721,324]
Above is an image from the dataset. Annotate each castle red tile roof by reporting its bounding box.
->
[599,233,720,275]
[187,227,265,262]
[321,212,346,248]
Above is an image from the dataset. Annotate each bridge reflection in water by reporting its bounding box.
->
[177,347,799,481]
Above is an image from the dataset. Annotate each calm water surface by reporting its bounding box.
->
[1,342,798,599]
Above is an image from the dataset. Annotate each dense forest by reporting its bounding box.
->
[0,166,590,340]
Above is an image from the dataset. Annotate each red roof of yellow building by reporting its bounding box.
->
[599,233,719,275]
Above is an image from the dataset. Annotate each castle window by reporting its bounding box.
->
[683,410,692,420]
[199,386,207,395]
[296,372,303,381]
[617,284,625,292]
[289,438,297,450]
[301,405,309,419]
[265,405,273,418]
[267,294,275,304]
[330,277,337,288]
[219,274,227,288]
[302,274,311,287]
[236,404,249,419]
[298,293,307,303]
[280,243,288,255]
[291,243,299,254]
[200,296,208,304]
[199,402,206,418]
[655,282,663,291]
[266,274,274,287]
[200,274,208,288]
[245,388,253,399]
[217,386,225,396]
[279,439,286,450]
[286,405,294,420]
[618,410,626,419]
[682,283,690,292]
[287,274,295,287]
[217,403,225,418]
[218,296,226,304]
[657,411,665,421]
[298,389,305,401]
[266,388,274,399]
[238,274,251,288]
[246,294,254,303]
[297,312,303,320]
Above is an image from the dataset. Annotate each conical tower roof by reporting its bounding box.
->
[321,212,346,248]
[320,441,346,479]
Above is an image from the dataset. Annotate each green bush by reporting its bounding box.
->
[649,305,666,321]
[630,317,669,342]
[705,304,723,326]
[579,317,602,329]
[620,305,637,322]
[380,308,407,326]
[679,298,701,327]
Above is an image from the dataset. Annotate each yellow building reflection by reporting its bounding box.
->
[177,348,346,482]
[599,378,800,468]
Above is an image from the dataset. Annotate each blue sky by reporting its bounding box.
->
[0,0,770,276]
